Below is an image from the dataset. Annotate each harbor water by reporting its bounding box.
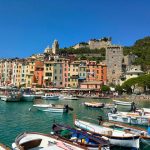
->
[0,98,150,150]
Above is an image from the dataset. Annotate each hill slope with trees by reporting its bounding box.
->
[123,36,150,71]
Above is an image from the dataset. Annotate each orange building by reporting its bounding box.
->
[32,61,44,87]
[80,61,107,90]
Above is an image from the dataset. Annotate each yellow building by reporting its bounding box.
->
[25,59,35,88]
[68,61,79,87]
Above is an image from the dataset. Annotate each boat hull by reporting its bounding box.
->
[21,95,35,101]
[108,113,149,125]
[33,104,67,112]
[0,95,21,102]
[74,119,139,149]
[113,100,132,106]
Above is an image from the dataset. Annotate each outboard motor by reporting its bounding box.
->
[97,116,103,125]
[64,104,69,112]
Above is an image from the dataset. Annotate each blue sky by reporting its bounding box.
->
[0,0,149,58]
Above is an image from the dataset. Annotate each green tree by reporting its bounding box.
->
[101,85,110,93]
[115,85,123,94]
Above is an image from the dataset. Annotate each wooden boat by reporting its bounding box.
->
[52,123,110,150]
[99,120,150,143]
[12,132,86,150]
[74,117,140,149]
[84,102,104,108]
[0,143,10,150]
[108,111,150,125]
[41,93,59,100]
[113,100,132,106]
[33,104,73,113]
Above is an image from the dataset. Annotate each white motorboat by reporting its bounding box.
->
[108,111,150,125]
[0,93,21,102]
[21,94,35,101]
[74,117,140,149]
[113,100,133,106]
[12,132,86,150]
[84,102,104,108]
[41,93,59,100]
[59,94,79,100]
[33,104,73,113]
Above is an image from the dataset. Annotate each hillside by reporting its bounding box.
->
[123,36,150,71]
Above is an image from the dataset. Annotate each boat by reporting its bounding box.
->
[74,116,140,149]
[12,132,86,150]
[52,123,110,150]
[33,104,73,113]
[84,102,104,108]
[0,86,21,102]
[99,119,150,143]
[41,93,59,100]
[108,111,150,125]
[136,108,150,115]
[103,103,116,109]
[113,100,133,106]
[0,92,21,102]
[21,94,35,101]
[59,94,79,100]
[0,143,10,150]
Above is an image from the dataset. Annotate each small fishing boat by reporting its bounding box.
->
[0,143,10,150]
[52,123,110,150]
[113,100,133,106]
[12,132,86,150]
[84,102,104,108]
[59,94,79,100]
[33,104,73,113]
[74,116,140,149]
[100,120,150,143]
[41,93,59,100]
[108,111,150,125]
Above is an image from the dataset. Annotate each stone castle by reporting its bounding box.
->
[73,37,112,49]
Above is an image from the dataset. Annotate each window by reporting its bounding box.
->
[45,73,52,76]
[112,70,115,74]
[55,76,57,80]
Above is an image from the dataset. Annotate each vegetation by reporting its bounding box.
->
[121,74,150,94]
[101,85,110,92]
[123,36,150,71]
[58,47,105,55]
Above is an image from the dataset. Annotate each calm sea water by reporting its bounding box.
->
[0,98,150,150]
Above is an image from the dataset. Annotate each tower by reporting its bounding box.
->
[52,40,59,54]
[106,45,123,85]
